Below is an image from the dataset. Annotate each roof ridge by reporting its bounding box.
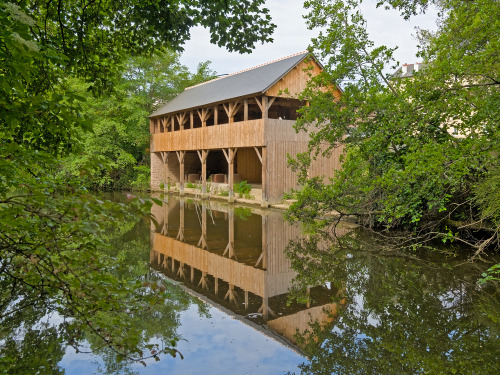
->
[185,50,309,91]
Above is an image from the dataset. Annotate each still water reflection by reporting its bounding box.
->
[2,194,499,374]
[150,196,343,348]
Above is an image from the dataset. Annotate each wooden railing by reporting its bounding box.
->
[151,119,264,152]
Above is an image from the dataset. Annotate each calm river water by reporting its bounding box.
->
[4,194,500,374]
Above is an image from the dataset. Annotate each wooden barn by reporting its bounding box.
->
[149,51,342,205]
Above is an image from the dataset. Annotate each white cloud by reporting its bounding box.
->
[180,0,438,75]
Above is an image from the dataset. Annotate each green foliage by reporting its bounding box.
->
[290,0,500,257]
[285,228,500,374]
[0,0,275,364]
[480,264,500,285]
[59,50,215,191]
[234,207,252,220]
[234,180,252,198]
[219,189,230,197]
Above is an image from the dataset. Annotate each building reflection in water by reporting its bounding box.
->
[150,196,342,348]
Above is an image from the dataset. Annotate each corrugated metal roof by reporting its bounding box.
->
[150,51,311,117]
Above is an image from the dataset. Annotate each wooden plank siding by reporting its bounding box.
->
[153,233,300,298]
[267,303,339,344]
[152,119,264,152]
[266,59,323,98]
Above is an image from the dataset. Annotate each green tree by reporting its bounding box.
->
[285,228,500,374]
[287,0,500,259]
[60,50,215,191]
[0,0,274,363]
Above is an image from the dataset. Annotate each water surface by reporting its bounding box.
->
[2,194,499,374]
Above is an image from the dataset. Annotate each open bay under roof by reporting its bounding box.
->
[150,51,311,117]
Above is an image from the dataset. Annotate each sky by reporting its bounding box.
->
[180,0,439,75]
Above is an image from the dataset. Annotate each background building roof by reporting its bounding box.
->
[150,51,311,117]
[393,63,426,78]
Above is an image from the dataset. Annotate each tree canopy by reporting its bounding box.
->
[285,227,500,374]
[60,50,215,191]
[0,0,275,364]
[288,0,500,271]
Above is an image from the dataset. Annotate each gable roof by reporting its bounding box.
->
[150,51,313,117]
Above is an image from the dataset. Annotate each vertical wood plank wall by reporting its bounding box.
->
[264,118,343,203]
[265,212,302,296]
[265,59,322,98]
[236,148,262,183]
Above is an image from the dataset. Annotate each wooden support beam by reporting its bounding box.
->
[254,96,263,112]
[198,271,209,290]
[196,150,209,197]
[176,151,185,194]
[222,148,229,163]
[171,116,175,132]
[253,147,262,163]
[161,151,169,192]
[261,146,268,205]
[176,112,187,130]
[266,96,276,110]
[177,199,185,241]
[224,284,239,306]
[202,150,208,197]
[197,108,212,127]
[223,209,236,259]
[223,100,240,123]
[244,98,248,121]
[214,277,219,295]
[214,105,218,125]
[177,262,186,279]
[226,148,237,202]
[262,95,269,119]
[262,215,268,269]
[197,204,207,249]
[160,151,169,164]
[149,119,154,134]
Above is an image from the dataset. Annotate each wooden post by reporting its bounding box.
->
[214,105,218,125]
[202,150,209,198]
[223,208,236,260]
[161,151,169,192]
[244,98,248,121]
[197,108,211,127]
[262,215,268,269]
[262,95,268,119]
[214,277,219,295]
[171,116,175,132]
[176,198,185,242]
[176,151,185,195]
[228,148,234,202]
[261,146,268,207]
[223,148,238,203]
[190,111,194,129]
[223,101,241,124]
[197,150,209,198]
[176,112,187,131]
[197,204,207,249]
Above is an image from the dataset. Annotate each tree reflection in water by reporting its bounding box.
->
[285,227,500,374]
[0,204,207,374]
